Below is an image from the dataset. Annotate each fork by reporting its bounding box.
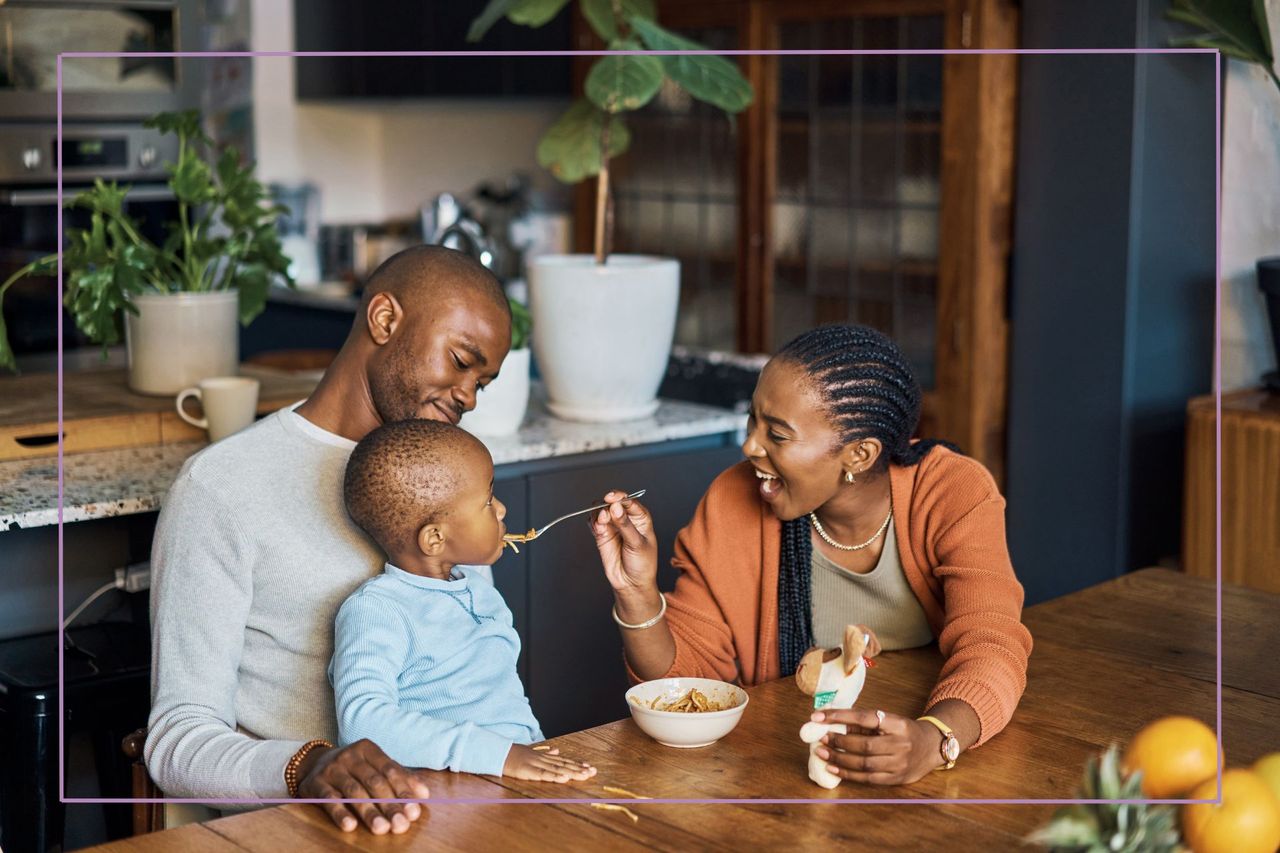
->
[505,489,647,545]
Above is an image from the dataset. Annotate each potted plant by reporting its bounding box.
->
[1168,0,1280,387]
[0,110,292,394]
[469,0,752,422]
[459,297,534,436]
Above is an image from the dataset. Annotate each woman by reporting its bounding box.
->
[591,324,1032,785]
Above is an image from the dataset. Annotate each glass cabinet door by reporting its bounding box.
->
[575,0,1016,479]
[606,24,742,352]
[771,14,944,390]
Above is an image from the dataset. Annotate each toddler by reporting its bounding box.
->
[330,418,596,782]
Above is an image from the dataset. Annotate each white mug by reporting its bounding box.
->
[176,377,261,443]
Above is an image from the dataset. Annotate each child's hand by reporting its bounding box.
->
[501,744,598,783]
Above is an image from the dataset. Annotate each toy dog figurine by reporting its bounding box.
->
[795,624,881,789]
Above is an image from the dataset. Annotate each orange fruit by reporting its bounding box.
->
[1122,716,1219,798]
[1254,753,1280,805]
[1181,769,1280,853]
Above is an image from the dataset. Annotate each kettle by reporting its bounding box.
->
[423,192,498,273]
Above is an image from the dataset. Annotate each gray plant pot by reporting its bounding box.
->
[124,291,239,395]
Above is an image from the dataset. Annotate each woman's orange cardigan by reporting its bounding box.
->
[642,449,1033,746]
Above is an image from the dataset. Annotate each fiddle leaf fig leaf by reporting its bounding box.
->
[507,0,571,28]
[536,98,631,183]
[628,16,754,113]
[581,0,656,42]
[585,53,664,113]
[580,0,619,42]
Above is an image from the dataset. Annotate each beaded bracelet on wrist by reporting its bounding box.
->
[285,738,333,797]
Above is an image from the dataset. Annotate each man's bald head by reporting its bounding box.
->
[361,245,509,323]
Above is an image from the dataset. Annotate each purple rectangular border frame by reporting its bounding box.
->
[56,47,1224,808]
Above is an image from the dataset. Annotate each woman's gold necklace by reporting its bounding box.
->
[809,508,893,551]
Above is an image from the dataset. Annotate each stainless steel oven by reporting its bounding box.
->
[0,0,200,121]
[1,122,177,356]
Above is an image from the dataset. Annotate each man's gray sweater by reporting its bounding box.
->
[145,405,382,800]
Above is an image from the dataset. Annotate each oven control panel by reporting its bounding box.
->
[0,124,177,185]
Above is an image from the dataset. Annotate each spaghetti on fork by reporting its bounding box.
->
[502,528,537,553]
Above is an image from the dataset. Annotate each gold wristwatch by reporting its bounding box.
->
[917,715,960,770]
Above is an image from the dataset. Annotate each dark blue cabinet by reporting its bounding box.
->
[294,1,572,100]
[494,437,743,737]
[1005,3,1216,605]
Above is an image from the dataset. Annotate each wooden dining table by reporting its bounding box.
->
[87,568,1279,851]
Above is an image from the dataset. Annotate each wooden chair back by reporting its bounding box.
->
[121,727,165,834]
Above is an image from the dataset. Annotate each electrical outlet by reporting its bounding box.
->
[123,562,151,593]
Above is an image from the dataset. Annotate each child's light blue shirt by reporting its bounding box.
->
[329,563,542,776]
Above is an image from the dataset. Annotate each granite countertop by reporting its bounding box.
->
[0,391,744,531]
[0,443,202,531]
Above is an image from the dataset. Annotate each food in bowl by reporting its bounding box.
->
[646,688,731,713]
[625,678,749,748]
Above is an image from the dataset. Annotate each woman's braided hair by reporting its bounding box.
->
[775,324,961,674]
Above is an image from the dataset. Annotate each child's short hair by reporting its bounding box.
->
[344,419,486,552]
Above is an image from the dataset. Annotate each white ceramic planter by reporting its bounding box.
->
[459,346,531,436]
[529,254,679,423]
[125,291,239,395]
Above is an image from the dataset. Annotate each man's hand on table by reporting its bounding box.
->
[296,739,430,834]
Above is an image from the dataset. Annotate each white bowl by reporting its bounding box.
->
[625,677,749,748]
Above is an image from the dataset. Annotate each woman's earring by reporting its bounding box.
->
[845,471,855,485]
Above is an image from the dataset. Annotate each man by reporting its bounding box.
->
[146,246,512,835]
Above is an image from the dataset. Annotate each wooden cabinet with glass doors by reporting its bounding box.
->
[571,0,1017,482]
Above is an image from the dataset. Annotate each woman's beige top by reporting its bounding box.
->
[809,521,935,651]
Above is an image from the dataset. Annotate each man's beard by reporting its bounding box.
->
[367,343,422,424]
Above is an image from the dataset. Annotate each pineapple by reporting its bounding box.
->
[1028,746,1183,853]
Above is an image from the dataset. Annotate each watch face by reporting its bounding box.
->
[943,736,961,762]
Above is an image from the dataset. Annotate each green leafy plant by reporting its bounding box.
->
[0,109,293,372]
[1167,0,1280,94]
[469,0,753,265]
[510,296,532,349]
[1027,746,1182,853]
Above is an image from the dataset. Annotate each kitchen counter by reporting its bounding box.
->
[266,283,362,312]
[0,388,744,531]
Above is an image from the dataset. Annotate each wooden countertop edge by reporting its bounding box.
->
[0,394,305,461]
